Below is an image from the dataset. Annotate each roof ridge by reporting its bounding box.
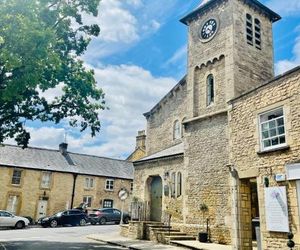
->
[1,144,130,163]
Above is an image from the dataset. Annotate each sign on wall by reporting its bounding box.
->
[264,186,290,233]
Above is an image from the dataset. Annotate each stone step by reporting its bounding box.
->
[152,228,180,232]
[164,235,197,244]
[159,232,188,236]
[149,225,172,229]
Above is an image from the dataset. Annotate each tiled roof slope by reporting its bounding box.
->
[134,143,184,163]
[0,145,133,180]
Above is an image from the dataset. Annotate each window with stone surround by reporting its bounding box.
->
[83,196,92,207]
[177,172,182,197]
[207,74,214,106]
[85,177,94,189]
[105,179,114,191]
[171,172,176,198]
[173,120,181,140]
[254,18,261,50]
[6,195,20,214]
[103,199,113,208]
[11,169,22,185]
[41,172,52,189]
[259,107,286,151]
[246,13,253,45]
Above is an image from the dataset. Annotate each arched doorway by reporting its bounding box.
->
[150,176,162,221]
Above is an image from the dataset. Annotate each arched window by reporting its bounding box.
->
[246,13,253,45]
[207,74,214,106]
[177,172,182,197]
[173,120,180,140]
[171,172,176,198]
[254,18,261,50]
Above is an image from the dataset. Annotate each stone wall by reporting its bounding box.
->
[184,113,232,244]
[146,82,187,156]
[229,69,300,249]
[133,156,185,223]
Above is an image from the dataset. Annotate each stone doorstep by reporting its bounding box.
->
[164,236,197,244]
[152,229,181,233]
[170,240,232,250]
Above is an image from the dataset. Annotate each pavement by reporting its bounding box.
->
[87,229,238,250]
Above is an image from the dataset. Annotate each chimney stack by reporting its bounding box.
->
[59,143,68,155]
[136,130,146,150]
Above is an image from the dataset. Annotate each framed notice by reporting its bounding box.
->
[264,186,289,232]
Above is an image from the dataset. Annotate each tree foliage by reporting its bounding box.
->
[0,0,104,147]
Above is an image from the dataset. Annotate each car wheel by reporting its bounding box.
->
[79,219,87,226]
[123,217,129,224]
[99,217,106,225]
[15,221,25,229]
[50,220,58,228]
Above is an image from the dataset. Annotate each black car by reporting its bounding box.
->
[38,209,88,228]
[88,208,130,225]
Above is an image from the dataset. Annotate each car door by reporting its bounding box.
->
[104,209,114,222]
[60,211,70,225]
[0,211,14,227]
[113,209,121,222]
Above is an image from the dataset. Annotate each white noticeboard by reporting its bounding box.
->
[265,186,289,233]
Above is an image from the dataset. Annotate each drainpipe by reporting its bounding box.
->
[227,165,240,250]
[71,173,78,209]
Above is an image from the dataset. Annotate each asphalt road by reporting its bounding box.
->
[0,224,125,250]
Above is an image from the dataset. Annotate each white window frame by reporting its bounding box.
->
[105,179,114,191]
[11,169,22,185]
[83,196,92,207]
[259,107,287,151]
[41,171,52,189]
[85,177,94,189]
[103,199,113,208]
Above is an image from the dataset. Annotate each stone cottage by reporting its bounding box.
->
[131,0,300,249]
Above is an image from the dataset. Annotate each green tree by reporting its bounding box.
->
[0,0,105,147]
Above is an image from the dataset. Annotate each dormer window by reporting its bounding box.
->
[207,74,214,106]
[173,120,181,140]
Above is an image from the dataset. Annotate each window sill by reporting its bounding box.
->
[11,184,21,188]
[105,189,114,192]
[257,145,290,155]
[84,188,94,191]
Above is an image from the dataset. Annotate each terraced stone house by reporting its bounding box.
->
[0,143,133,222]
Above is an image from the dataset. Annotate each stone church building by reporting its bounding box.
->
[131,0,300,249]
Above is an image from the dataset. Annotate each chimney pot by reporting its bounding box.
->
[59,143,68,155]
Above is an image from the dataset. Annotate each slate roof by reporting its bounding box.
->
[134,143,184,164]
[180,0,281,25]
[0,144,134,180]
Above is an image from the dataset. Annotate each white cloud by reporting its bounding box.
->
[275,35,300,75]
[8,64,176,159]
[266,0,300,16]
[164,45,187,67]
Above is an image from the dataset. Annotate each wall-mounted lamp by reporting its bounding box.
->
[264,177,269,188]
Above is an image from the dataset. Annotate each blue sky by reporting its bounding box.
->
[9,0,300,159]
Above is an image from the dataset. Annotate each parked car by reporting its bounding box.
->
[88,208,130,225]
[0,210,30,229]
[38,209,88,228]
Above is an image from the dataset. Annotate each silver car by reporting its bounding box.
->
[0,210,29,229]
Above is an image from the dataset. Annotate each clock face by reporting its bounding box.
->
[199,19,218,41]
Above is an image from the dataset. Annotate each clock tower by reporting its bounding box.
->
[180,0,280,118]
